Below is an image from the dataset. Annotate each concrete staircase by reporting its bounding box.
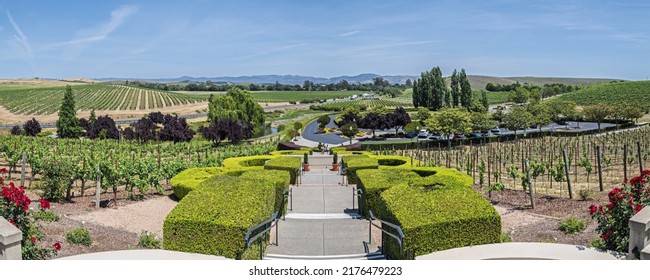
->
[265,156,384,260]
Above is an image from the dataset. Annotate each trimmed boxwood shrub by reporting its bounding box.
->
[270,150,310,156]
[342,155,378,184]
[356,168,499,259]
[381,182,500,259]
[373,155,413,167]
[240,170,290,216]
[264,156,302,184]
[170,167,223,200]
[163,175,275,259]
[223,155,277,169]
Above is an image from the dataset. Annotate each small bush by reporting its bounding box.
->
[589,237,606,250]
[557,217,586,234]
[500,233,512,243]
[32,210,60,223]
[137,231,162,249]
[66,227,92,246]
[578,189,591,201]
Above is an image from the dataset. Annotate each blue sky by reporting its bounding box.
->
[0,0,648,80]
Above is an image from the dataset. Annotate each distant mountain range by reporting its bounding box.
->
[94,74,621,89]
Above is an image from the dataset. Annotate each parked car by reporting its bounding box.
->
[490,128,502,135]
[482,131,494,137]
[428,133,444,140]
[452,133,467,140]
[417,129,429,138]
[468,132,483,138]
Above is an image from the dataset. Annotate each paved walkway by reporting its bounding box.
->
[266,155,383,259]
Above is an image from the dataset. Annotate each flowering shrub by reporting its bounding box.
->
[0,168,60,259]
[589,170,650,252]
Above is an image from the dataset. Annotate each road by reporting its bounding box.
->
[301,113,620,145]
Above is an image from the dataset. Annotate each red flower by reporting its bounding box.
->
[607,202,615,209]
[8,219,14,225]
[624,178,628,184]
[602,230,612,241]
[589,204,598,215]
[40,198,50,209]
[54,242,61,251]
[630,176,643,185]
[635,204,644,213]
[30,237,36,243]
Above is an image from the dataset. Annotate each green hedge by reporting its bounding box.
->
[373,155,414,168]
[356,168,499,259]
[223,155,277,168]
[240,170,291,216]
[264,156,302,184]
[342,155,378,184]
[170,167,223,200]
[163,175,275,259]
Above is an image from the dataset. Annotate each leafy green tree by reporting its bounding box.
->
[621,104,644,124]
[583,104,613,132]
[88,109,97,127]
[415,108,431,125]
[56,85,82,138]
[528,103,553,132]
[509,87,529,104]
[480,90,489,111]
[208,88,266,134]
[502,106,533,138]
[548,100,576,123]
[459,69,472,109]
[424,108,472,148]
[450,69,460,107]
[340,123,359,145]
[317,115,331,129]
[403,122,421,135]
[470,111,496,132]
[413,66,446,110]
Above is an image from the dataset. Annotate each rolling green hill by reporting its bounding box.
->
[0,84,207,115]
[553,81,650,108]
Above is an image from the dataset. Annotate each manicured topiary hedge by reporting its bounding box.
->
[264,156,302,184]
[163,175,275,259]
[240,170,291,216]
[270,149,311,156]
[222,155,277,169]
[170,167,223,200]
[373,155,414,168]
[342,155,378,184]
[356,168,500,260]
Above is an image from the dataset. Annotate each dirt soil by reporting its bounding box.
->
[473,185,607,246]
[38,186,175,259]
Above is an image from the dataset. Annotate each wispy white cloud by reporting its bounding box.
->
[340,30,360,37]
[51,5,138,48]
[230,43,307,61]
[7,10,34,61]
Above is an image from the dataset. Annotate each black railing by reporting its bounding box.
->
[283,188,292,219]
[368,210,406,260]
[241,211,278,260]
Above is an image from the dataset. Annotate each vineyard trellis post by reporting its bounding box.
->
[95,165,101,209]
[623,144,627,181]
[525,159,535,209]
[562,149,573,199]
[596,145,603,192]
[20,152,26,187]
[637,141,643,173]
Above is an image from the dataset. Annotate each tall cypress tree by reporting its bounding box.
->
[431,67,446,110]
[56,85,82,138]
[450,69,460,107]
[412,80,420,108]
[459,69,472,110]
[480,90,489,111]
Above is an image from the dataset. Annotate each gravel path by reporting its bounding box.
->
[68,196,178,238]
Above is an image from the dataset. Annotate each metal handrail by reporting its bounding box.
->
[242,211,278,260]
[283,188,293,218]
[368,210,405,259]
[353,188,363,214]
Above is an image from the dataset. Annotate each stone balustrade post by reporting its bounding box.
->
[629,206,650,260]
[0,217,22,260]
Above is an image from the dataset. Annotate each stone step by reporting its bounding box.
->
[265,251,385,260]
[284,213,362,220]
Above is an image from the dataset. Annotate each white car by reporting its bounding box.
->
[417,129,429,138]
